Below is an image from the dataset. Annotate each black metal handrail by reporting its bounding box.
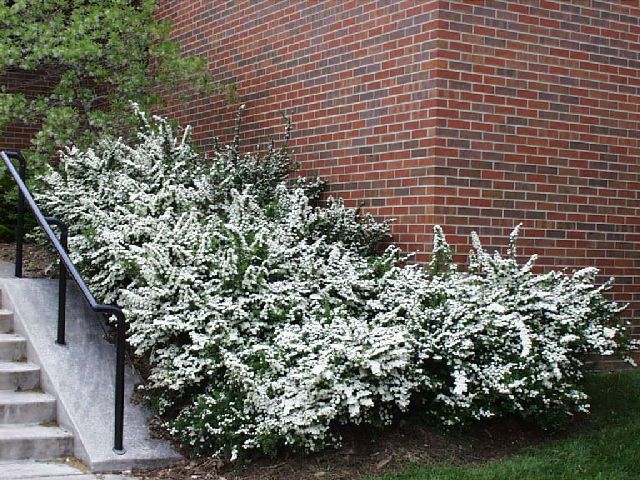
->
[1,150,126,455]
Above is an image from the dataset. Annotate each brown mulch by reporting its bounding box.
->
[0,242,56,277]
[135,414,589,480]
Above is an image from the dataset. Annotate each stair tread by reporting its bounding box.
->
[0,390,55,404]
[0,309,13,315]
[0,334,25,343]
[0,460,87,478]
[0,362,39,372]
[0,424,73,440]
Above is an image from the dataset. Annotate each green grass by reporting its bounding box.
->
[371,369,640,480]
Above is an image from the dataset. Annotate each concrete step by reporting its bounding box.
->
[0,308,13,333]
[0,391,56,424]
[0,424,74,460]
[0,333,27,361]
[0,460,141,479]
[0,362,40,391]
[0,460,89,479]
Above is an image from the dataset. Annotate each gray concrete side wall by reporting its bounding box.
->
[0,268,181,472]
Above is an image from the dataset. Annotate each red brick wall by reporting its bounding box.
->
[156,0,445,250]
[430,0,640,347]
[0,69,55,152]
[0,124,36,152]
[156,0,640,343]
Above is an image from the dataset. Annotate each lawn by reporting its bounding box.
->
[371,369,640,480]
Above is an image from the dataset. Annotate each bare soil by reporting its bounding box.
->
[0,242,56,277]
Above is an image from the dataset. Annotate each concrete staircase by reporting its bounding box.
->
[0,268,181,472]
[0,306,74,461]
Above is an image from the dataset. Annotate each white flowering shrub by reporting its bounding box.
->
[37,109,635,461]
[376,227,636,429]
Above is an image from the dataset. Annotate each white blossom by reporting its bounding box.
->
[36,108,637,461]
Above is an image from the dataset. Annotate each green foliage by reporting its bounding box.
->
[0,0,213,157]
[0,0,216,238]
[0,151,44,240]
[427,225,454,275]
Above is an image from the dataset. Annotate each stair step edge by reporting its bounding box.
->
[0,362,40,371]
[0,424,73,439]
[0,391,56,402]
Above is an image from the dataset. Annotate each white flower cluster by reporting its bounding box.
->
[37,109,635,460]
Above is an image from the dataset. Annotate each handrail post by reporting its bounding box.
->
[96,305,127,455]
[109,308,126,455]
[14,152,26,278]
[45,217,68,346]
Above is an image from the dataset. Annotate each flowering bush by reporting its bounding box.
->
[37,109,635,461]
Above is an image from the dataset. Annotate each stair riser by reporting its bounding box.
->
[0,370,40,391]
[0,314,12,334]
[0,340,26,361]
[0,401,56,424]
[0,436,73,461]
